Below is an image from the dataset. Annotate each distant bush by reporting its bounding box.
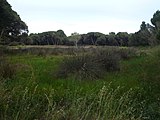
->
[8,42,25,46]
[56,54,103,80]
[0,46,6,55]
[118,47,138,60]
[9,47,87,56]
[94,48,121,71]
[56,48,121,80]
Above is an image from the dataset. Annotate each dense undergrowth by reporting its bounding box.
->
[0,46,160,120]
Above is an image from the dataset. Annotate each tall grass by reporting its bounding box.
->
[0,83,145,120]
[0,57,16,80]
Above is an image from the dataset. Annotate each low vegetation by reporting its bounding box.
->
[0,46,160,119]
[56,48,121,80]
[0,83,146,120]
[0,57,16,80]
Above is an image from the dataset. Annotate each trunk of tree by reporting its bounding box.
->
[0,29,4,42]
[47,39,49,45]
[51,39,54,45]
[75,40,78,48]
[156,21,160,29]
[91,37,94,45]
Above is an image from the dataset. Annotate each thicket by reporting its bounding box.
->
[56,47,137,80]
[0,57,16,80]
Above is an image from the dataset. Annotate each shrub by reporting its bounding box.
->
[118,47,138,60]
[0,57,16,79]
[8,42,25,46]
[56,54,103,80]
[56,48,121,80]
[94,48,121,71]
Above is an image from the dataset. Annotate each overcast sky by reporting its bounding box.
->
[7,0,160,36]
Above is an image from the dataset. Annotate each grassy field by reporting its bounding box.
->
[0,46,160,120]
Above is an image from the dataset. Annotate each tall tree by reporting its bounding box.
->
[140,21,147,31]
[70,32,81,47]
[0,0,28,43]
[151,10,160,41]
[116,32,130,46]
[151,10,160,29]
[129,21,152,46]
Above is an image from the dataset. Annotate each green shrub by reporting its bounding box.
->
[118,48,138,60]
[56,54,103,80]
[56,49,121,80]
[8,42,25,46]
[94,48,121,71]
[0,57,16,79]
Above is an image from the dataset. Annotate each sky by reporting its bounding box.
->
[7,0,160,36]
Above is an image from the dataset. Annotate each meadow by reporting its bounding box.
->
[0,46,160,120]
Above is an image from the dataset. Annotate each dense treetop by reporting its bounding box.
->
[151,10,160,29]
[0,0,28,43]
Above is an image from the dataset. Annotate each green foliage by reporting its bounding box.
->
[117,47,138,60]
[108,33,119,46]
[94,48,121,71]
[1,46,160,119]
[151,10,160,29]
[56,54,104,80]
[115,10,160,46]
[116,32,130,46]
[96,35,107,45]
[156,29,160,40]
[68,32,81,46]
[129,30,151,46]
[81,32,105,45]
[0,57,16,79]
[22,31,131,46]
[0,82,146,120]
[0,0,28,43]
[8,41,25,46]
[28,30,68,45]
[140,21,147,31]
[56,48,121,80]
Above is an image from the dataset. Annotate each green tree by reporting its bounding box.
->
[151,10,160,42]
[0,0,28,43]
[28,30,68,45]
[140,21,147,31]
[69,32,81,47]
[129,21,152,46]
[96,35,107,45]
[129,30,150,46]
[116,32,130,46]
[151,10,160,29]
[56,30,68,45]
[108,32,118,46]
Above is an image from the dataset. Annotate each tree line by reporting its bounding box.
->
[0,0,160,46]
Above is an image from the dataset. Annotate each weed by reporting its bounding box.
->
[56,54,103,80]
[0,84,145,120]
[0,57,16,79]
